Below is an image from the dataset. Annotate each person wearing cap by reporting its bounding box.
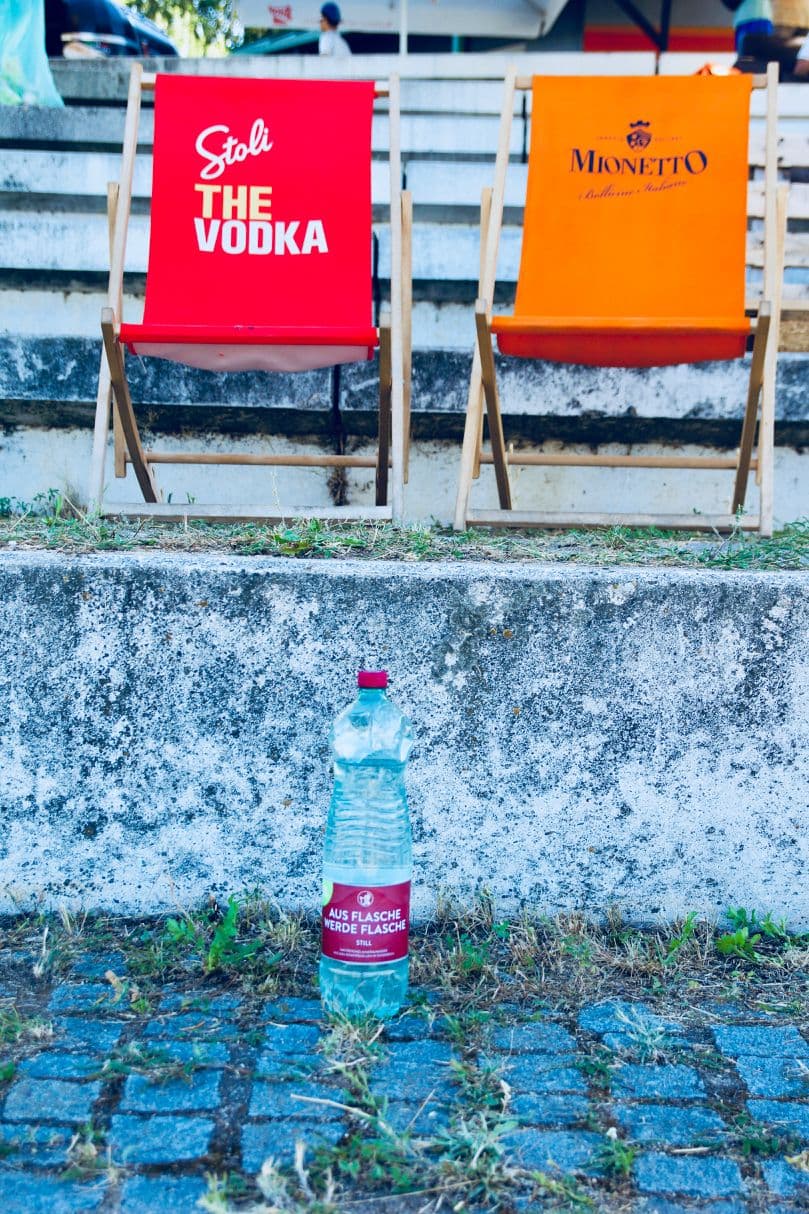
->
[319,3,351,57]
[733,0,809,74]
[729,0,774,53]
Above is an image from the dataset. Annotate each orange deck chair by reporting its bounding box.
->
[90,65,411,523]
[454,64,785,535]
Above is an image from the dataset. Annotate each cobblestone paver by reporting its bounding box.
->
[1,947,808,1212]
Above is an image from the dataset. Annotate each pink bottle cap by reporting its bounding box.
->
[358,670,388,688]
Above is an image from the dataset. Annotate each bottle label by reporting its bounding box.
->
[321,881,410,964]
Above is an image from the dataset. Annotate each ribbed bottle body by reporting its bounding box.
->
[320,687,413,1019]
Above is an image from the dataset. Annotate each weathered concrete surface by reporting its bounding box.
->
[3,340,809,526]
[5,430,809,531]
[1,553,807,923]
[3,337,809,444]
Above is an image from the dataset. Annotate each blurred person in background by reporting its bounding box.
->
[319,2,350,57]
[729,0,774,53]
[734,0,809,75]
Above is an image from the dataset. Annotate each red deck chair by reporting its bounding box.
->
[90,65,411,522]
[454,64,786,535]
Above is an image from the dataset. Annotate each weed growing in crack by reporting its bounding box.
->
[162,896,266,974]
[327,1127,422,1193]
[660,912,699,967]
[576,1046,617,1091]
[450,1056,509,1113]
[263,1144,338,1212]
[446,932,492,979]
[716,927,763,963]
[0,1004,53,1046]
[129,896,319,994]
[94,1041,201,1084]
[313,1106,522,1208]
[502,912,542,973]
[612,1006,675,1063]
[121,896,289,987]
[431,1110,522,1207]
[317,1014,388,1128]
[199,1171,249,1210]
[321,1013,385,1066]
[726,907,792,945]
[103,971,154,1015]
[716,907,809,965]
[61,1123,123,1184]
[307,1013,522,1208]
[28,909,105,980]
[683,1044,728,1073]
[731,1112,800,1158]
[444,1009,491,1051]
[593,1127,636,1178]
[530,1169,594,1207]
[3,902,809,1211]
[32,923,59,981]
[57,908,90,940]
[785,1147,809,1172]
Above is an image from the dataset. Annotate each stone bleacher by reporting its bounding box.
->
[1,53,808,522]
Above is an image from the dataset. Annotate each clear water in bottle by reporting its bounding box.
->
[320,670,413,1019]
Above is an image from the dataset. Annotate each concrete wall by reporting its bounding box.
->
[1,552,807,924]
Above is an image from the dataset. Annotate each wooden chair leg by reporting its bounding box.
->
[473,187,493,482]
[106,182,127,479]
[475,301,511,510]
[112,398,127,478]
[473,381,485,481]
[732,303,770,515]
[376,319,392,507]
[89,348,113,512]
[453,349,486,530]
[401,190,413,486]
[101,308,159,503]
[756,183,788,537]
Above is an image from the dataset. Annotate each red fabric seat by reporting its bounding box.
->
[123,74,378,373]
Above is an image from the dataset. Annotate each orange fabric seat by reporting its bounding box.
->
[491,315,750,366]
[496,74,753,369]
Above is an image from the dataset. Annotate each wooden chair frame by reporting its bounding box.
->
[454,62,786,536]
[89,64,411,524]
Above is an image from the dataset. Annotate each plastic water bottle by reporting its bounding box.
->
[320,670,413,1018]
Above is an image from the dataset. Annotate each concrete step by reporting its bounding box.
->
[47,52,661,102]
[3,213,809,295]
[3,335,808,444]
[0,104,520,158]
[5,288,809,355]
[6,147,809,209]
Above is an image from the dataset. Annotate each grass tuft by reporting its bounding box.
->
[1,502,808,571]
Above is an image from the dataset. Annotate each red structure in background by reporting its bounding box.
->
[584,25,735,51]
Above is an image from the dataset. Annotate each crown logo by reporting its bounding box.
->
[627,120,652,149]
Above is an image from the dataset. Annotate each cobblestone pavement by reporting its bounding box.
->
[2,946,809,1212]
